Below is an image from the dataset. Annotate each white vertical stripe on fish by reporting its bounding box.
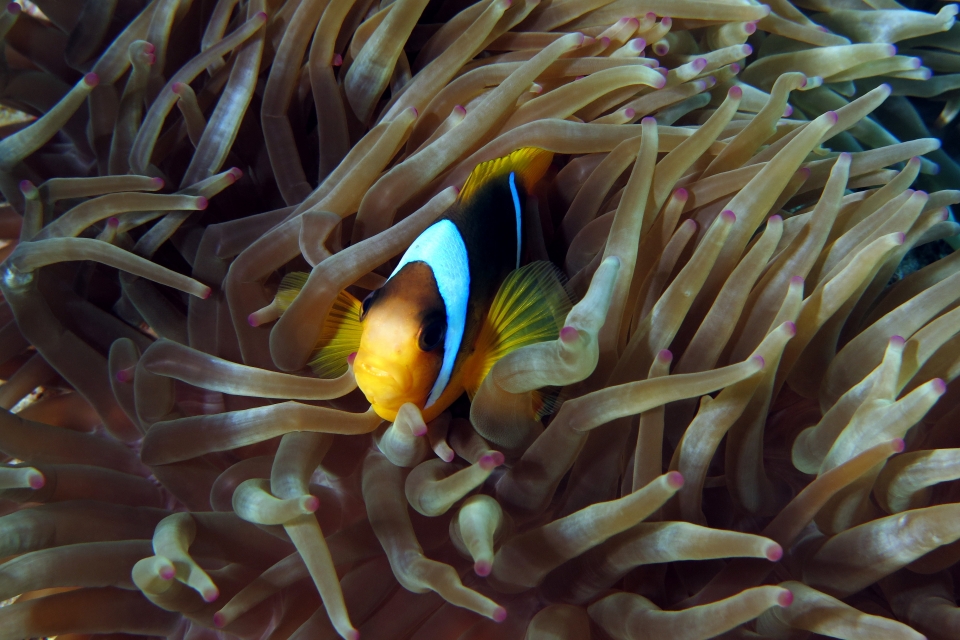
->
[388,219,470,407]
[509,171,522,269]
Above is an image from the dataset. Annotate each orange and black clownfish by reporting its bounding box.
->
[277,147,573,424]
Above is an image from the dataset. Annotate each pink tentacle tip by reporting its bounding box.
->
[255,11,268,21]
[766,544,783,562]
[172,82,185,94]
[742,44,753,56]
[783,104,793,118]
[502,0,512,7]
[745,21,757,35]
[752,355,766,368]
[212,612,226,628]
[159,566,176,581]
[783,321,797,337]
[894,232,905,244]
[346,631,360,640]
[641,116,657,125]
[28,472,45,489]
[83,73,100,87]
[200,287,212,300]
[653,44,668,56]
[720,210,736,223]
[492,607,508,622]
[825,110,838,124]
[560,326,579,343]
[107,217,120,228]
[304,495,320,512]
[115,368,133,383]
[203,588,220,603]
[892,438,906,453]
[474,560,492,577]
[409,107,419,117]
[728,85,743,99]
[411,423,428,437]
[838,152,851,161]
[333,54,343,67]
[196,196,209,210]
[600,37,611,47]
[453,105,466,116]
[889,335,905,347]
[778,590,794,607]
[661,16,672,26]
[151,176,165,188]
[143,42,156,53]
[666,471,684,489]
[730,63,740,74]
[247,313,260,327]
[574,33,586,46]
[347,352,357,366]
[6,2,20,14]
[658,349,673,363]
[790,275,804,285]
[933,378,947,394]
[768,214,783,223]
[479,451,505,470]
[674,188,688,200]
[887,44,897,56]
[693,57,708,70]
[623,108,636,118]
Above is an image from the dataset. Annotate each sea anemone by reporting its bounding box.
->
[0,0,959,638]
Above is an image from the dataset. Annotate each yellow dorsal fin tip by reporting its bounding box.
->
[459,147,554,203]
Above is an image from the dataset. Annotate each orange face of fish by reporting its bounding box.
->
[352,262,446,422]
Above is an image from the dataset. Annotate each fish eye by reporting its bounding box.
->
[418,317,446,351]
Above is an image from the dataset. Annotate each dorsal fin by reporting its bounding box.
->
[275,272,363,378]
[458,147,553,203]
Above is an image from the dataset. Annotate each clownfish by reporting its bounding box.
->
[276,147,573,426]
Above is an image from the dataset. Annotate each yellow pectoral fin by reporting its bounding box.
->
[274,272,363,379]
[463,261,574,409]
[307,289,363,379]
[458,147,554,204]
[275,271,309,312]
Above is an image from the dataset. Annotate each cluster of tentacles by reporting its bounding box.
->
[0,0,960,639]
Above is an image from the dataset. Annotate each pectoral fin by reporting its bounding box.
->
[462,261,573,418]
[275,272,363,378]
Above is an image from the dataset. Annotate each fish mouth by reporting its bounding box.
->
[353,355,414,411]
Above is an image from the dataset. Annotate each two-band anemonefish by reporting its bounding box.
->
[276,147,573,425]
